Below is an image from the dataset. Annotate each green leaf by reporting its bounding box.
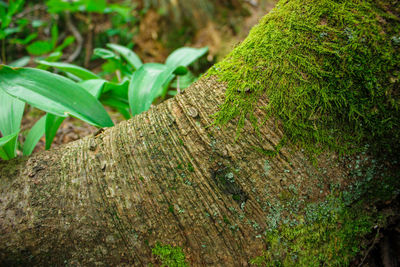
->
[108,4,131,20]
[1,0,24,29]
[35,60,99,80]
[156,47,208,98]
[31,19,45,28]
[85,0,107,13]
[165,47,208,69]
[173,66,188,76]
[100,97,131,120]
[129,63,171,115]
[78,79,106,99]
[54,36,75,52]
[100,80,130,112]
[46,0,80,13]
[94,48,120,60]
[0,131,19,160]
[101,95,129,109]
[45,113,65,150]
[104,79,129,96]
[51,23,58,49]
[11,33,38,45]
[9,56,30,67]
[0,87,25,136]
[170,71,197,89]
[43,51,63,63]
[27,41,53,56]
[23,116,46,156]
[107,43,143,70]
[0,65,113,127]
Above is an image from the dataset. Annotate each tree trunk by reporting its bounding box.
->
[1,75,342,265]
[1,0,399,266]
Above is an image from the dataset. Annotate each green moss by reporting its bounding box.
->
[209,0,400,156]
[251,197,381,266]
[252,157,400,266]
[152,242,189,267]
[168,204,174,214]
[187,162,194,172]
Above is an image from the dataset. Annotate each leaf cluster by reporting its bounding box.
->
[0,44,207,160]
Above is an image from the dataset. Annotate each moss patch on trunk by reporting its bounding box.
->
[251,155,400,266]
[209,0,400,156]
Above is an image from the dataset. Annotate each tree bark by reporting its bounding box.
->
[0,75,350,265]
[1,0,399,266]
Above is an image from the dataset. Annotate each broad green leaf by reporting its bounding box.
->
[79,79,106,99]
[94,48,119,60]
[54,36,75,52]
[43,51,63,62]
[155,47,208,98]
[45,113,65,150]
[0,88,25,136]
[36,52,64,70]
[170,71,197,89]
[104,79,129,96]
[23,116,45,156]
[0,131,19,160]
[129,63,171,115]
[100,80,130,112]
[0,65,113,127]
[27,41,53,56]
[101,95,129,109]
[107,43,143,70]
[79,79,129,100]
[46,0,81,13]
[165,47,208,69]
[9,56,30,67]
[35,60,99,80]
[100,97,130,119]
[85,0,107,12]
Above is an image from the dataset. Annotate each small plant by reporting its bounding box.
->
[152,242,189,267]
[0,65,113,160]
[26,23,75,56]
[38,44,208,118]
[0,45,207,160]
[0,0,25,63]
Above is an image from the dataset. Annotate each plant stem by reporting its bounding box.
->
[1,39,6,64]
[177,76,181,94]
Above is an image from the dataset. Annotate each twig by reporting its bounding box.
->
[65,11,83,63]
[84,14,93,68]
[15,4,46,19]
[1,39,6,64]
[358,228,380,267]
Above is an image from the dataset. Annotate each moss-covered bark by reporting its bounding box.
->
[210,0,400,156]
[1,0,399,266]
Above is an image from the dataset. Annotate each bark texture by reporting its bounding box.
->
[0,75,348,265]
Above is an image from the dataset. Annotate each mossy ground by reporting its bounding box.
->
[209,0,400,157]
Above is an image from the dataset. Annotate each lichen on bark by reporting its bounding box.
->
[209,0,400,156]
